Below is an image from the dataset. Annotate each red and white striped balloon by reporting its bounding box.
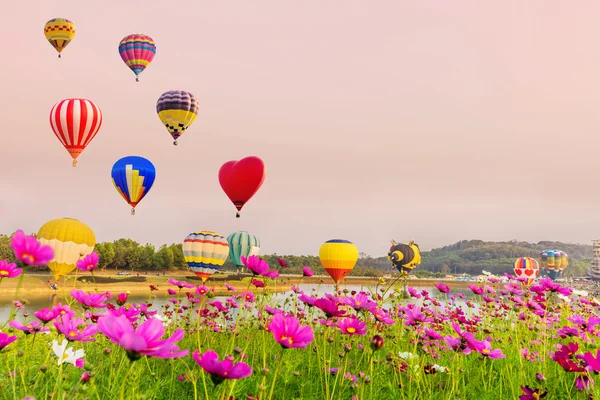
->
[49,98,103,166]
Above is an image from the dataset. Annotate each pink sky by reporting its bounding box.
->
[2,1,600,256]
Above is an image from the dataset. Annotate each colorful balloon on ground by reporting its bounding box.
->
[183,232,229,282]
[49,99,103,167]
[156,90,199,145]
[37,218,95,280]
[319,239,359,283]
[387,240,421,273]
[227,231,260,267]
[219,156,266,218]
[540,250,568,280]
[513,257,539,286]
[118,34,156,82]
[111,156,156,215]
[44,18,76,58]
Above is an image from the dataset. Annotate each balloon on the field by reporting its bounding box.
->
[183,231,229,282]
[540,249,568,280]
[218,156,266,218]
[44,18,76,58]
[37,218,95,280]
[118,34,156,82]
[513,257,539,286]
[387,240,421,273]
[111,156,156,215]
[49,98,102,166]
[319,239,359,283]
[227,231,260,270]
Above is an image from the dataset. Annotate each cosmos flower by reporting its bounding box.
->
[268,314,314,349]
[54,315,98,342]
[34,308,58,324]
[76,252,99,272]
[0,261,21,279]
[97,314,188,361]
[167,279,195,289]
[341,292,377,311]
[71,290,108,309]
[435,283,450,294]
[196,285,209,296]
[52,339,85,366]
[0,332,17,350]
[8,320,49,335]
[519,386,548,400]
[337,318,368,336]
[302,267,314,277]
[192,350,252,384]
[241,256,279,278]
[10,230,54,266]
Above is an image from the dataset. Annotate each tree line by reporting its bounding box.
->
[0,233,593,278]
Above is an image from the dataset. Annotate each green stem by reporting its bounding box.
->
[268,348,286,400]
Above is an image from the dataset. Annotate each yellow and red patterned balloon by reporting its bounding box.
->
[44,18,76,58]
[319,239,358,283]
[513,257,539,286]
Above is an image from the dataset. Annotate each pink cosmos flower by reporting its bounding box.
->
[54,315,98,342]
[298,293,316,307]
[315,298,345,318]
[435,283,450,294]
[268,314,314,348]
[10,230,54,266]
[407,287,422,299]
[34,308,58,324]
[277,258,289,268]
[0,332,17,350]
[167,288,177,296]
[241,256,279,278]
[168,279,195,289]
[97,314,188,361]
[196,285,209,296]
[0,260,21,279]
[52,303,76,319]
[337,318,368,336]
[224,283,236,292]
[519,386,548,400]
[302,267,314,277]
[71,290,108,309]
[76,252,99,272]
[479,341,506,359]
[341,292,377,311]
[192,350,252,384]
[251,279,265,288]
[8,320,49,335]
[371,307,394,325]
[116,293,128,306]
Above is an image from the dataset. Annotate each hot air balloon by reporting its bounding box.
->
[183,232,229,282]
[540,249,568,280]
[44,18,76,58]
[37,218,95,280]
[111,156,156,215]
[219,156,266,218]
[227,231,260,272]
[319,239,359,284]
[49,99,102,166]
[387,240,421,273]
[513,257,539,286]
[156,90,199,145]
[118,34,156,82]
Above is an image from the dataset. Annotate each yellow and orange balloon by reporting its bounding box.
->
[319,239,359,283]
[44,18,76,58]
[37,218,96,280]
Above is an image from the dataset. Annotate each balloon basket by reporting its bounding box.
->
[236,212,240,218]
[72,159,78,167]
[58,54,61,59]
[131,208,136,216]
[136,77,139,82]
[173,140,178,146]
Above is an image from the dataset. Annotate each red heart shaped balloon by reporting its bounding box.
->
[219,156,266,217]
[515,269,523,276]
[524,269,534,276]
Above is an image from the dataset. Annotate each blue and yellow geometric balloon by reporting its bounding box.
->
[111,156,156,215]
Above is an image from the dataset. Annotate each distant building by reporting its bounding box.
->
[587,240,600,280]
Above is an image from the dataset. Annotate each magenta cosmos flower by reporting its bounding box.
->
[0,260,22,279]
[76,252,99,272]
[71,289,108,309]
[0,332,17,350]
[10,230,54,266]
[34,308,58,324]
[241,256,279,278]
[54,314,98,342]
[97,314,188,361]
[268,314,314,349]
[193,350,252,384]
[302,266,314,277]
[168,279,195,289]
[337,317,368,336]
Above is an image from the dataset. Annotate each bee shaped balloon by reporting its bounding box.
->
[388,239,421,273]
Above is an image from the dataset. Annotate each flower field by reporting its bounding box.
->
[1,231,600,399]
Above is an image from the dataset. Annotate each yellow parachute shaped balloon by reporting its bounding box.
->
[37,218,96,280]
[319,239,359,283]
[44,18,76,58]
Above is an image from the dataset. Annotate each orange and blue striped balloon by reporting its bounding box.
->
[183,232,229,282]
[319,239,359,283]
[111,156,156,215]
[118,34,156,82]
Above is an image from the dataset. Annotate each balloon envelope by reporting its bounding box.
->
[219,156,266,217]
[37,218,95,280]
[319,239,359,283]
[44,18,75,56]
[183,232,229,282]
[111,156,156,214]
[387,240,421,273]
[227,231,260,267]
[49,98,102,166]
[118,34,156,81]
[513,257,539,286]
[156,90,199,144]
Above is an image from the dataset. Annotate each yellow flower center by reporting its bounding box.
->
[62,354,70,361]
[69,331,78,337]
[533,393,540,400]
[347,327,356,334]
[356,302,361,306]
[22,254,34,263]
[281,335,294,344]
[60,310,66,315]
[0,270,8,276]
[482,349,490,355]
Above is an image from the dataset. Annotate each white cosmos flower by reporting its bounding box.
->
[557,294,571,303]
[51,339,85,366]
[573,289,589,297]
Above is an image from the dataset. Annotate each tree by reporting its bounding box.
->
[440,264,451,275]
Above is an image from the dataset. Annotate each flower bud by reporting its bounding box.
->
[370,335,384,351]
